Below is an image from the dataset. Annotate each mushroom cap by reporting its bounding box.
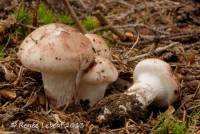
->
[85,34,111,60]
[134,58,172,78]
[82,56,118,84]
[18,23,95,72]
[133,58,179,106]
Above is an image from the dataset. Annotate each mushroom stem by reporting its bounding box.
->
[126,75,161,107]
[42,72,77,108]
[78,83,109,106]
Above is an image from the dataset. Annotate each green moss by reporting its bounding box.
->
[0,36,11,59]
[82,16,100,31]
[187,108,200,132]
[57,15,74,25]
[173,123,187,134]
[14,2,74,25]
[13,3,75,38]
[14,6,32,24]
[154,115,187,134]
[38,3,75,25]
[0,45,5,59]
[15,27,29,38]
[13,6,32,38]
[38,3,56,24]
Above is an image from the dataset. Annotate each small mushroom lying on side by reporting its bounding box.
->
[126,58,180,108]
[18,23,95,109]
[85,34,111,60]
[78,56,118,107]
[88,58,180,126]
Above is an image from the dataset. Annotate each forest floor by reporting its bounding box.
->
[0,0,199,133]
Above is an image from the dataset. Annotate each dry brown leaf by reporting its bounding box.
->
[164,105,175,116]
[187,52,196,65]
[0,130,16,134]
[0,15,16,34]
[112,34,119,41]
[125,31,134,38]
[0,89,16,99]
[0,63,16,82]
[194,130,200,134]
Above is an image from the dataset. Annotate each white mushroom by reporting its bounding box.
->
[126,58,179,108]
[85,34,111,60]
[18,23,95,109]
[78,56,118,107]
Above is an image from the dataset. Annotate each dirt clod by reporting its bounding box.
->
[88,93,147,128]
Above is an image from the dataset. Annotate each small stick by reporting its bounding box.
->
[63,0,86,33]
[182,109,187,122]
[32,0,40,27]
[124,32,140,57]
[13,66,24,85]
[94,11,126,40]
[91,24,200,45]
[78,0,87,9]
[17,23,37,30]
[127,42,179,61]
[90,24,169,35]
[193,82,200,98]
[183,76,200,81]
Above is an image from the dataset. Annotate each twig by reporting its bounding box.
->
[78,0,87,9]
[170,63,200,69]
[91,23,200,45]
[183,76,200,81]
[193,82,200,99]
[70,0,87,10]
[182,109,187,122]
[106,2,155,21]
[32,0,40,27]
[188,104,200,110]
[13,66,25,85]
[129,32,199,46]
[107,1,181,21]
[89,25,113,33]
[63,0,86,33]
[184,41,200,49]
[94,11,126,40]
[109,0,132,7]
[127,42,179,61]
[122,31,200,46]
[141,31,200,43]
[90,24,169,35]
[17,23,37,30]
[124,32,140,56]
